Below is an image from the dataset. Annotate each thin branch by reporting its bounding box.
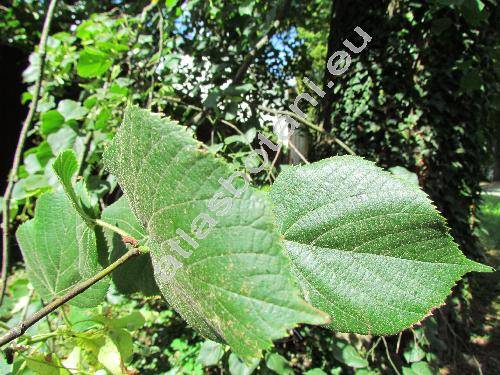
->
[232,19,280,85]
[367,337,382,361]
[258,105,356,156]
[259,105,324,132]
[0,248,140,347]
[164,95,203,112]
[1,0,58,306]
[439,310,483,375]
[395,332,403,354]
[94,219,133,239]
[382,337,401,375]
[288,141,310,165]
[0,220,142,347]
[163,96,248,139]
[266,147,281,183]
[190,0,291,127]
[0,242,142,347]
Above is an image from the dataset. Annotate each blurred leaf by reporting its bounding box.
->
[460,71,482,92]
[460,0,486,26]
[109,328,134,361]
[203,92,220,109]
[403,345,426,363]
[111,311,146,331]
[389,166,419,186]
[12,175,51,201]
[402,361,433,375]
[57,99,88,121]
[24,153,42,174]
[77,48,113,78]
[265,353,293,375]
[47,127,77,156]
[97,335,124,375]
[238,2,254,16]
[40,110,65,135]
[332,341,368,369]
[305,369,328,375]
[197,340,225,366]
[228,353,259,375]
[94,108,112,130]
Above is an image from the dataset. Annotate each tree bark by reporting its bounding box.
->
[321,0,347,133]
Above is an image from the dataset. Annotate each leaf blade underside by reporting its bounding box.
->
[16,192,109,307]
[101,196,160,296]
[103,107,328,359]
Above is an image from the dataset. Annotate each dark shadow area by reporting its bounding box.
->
[0,44,28,193]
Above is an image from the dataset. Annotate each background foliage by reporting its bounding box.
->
[0,0,498,373]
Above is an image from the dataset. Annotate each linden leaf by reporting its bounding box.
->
[269,156,492,335]
[16,192,109,307]
[53,149,97,222]
[103,107,329,359]
[77,48,113,78]
[101,196,160,296]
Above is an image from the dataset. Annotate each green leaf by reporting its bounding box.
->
[26,353,69,375]
[332,341,368,368]
[101,196,160,295]
[0,355,12,374]
[265,353,293,375]
[197,340,225,366]
[305,369,328,375]
[389,166,419,187]
[24,153,42,174]
[203,92,220,109]
[41,110,65,135]
[238,2,254,16]
[403,345,426,363]
[77,48,113,78]
[165,0,177,9]
[94,107,112,130]
[57,99,88,121]
[269,156,492,335]
[108,328,134,361]
[228,353,259,375]
[111,311,146,331]
[97,335,125,375]
[460,0,486,26]
[460,71,482,92]
[103,107,328,359]
[52,149,97,222]
[402,361,433,375]
[16,192,109,307]
[12,175,51,201]
[47,127,77,155]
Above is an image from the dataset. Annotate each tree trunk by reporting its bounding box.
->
[494,137,500,181]
[321,0,347,133]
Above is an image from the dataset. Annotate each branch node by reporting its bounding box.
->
[122,236,139,247]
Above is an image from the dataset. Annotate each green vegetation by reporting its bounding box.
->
[0,0,498,374]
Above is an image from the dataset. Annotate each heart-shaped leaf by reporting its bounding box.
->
[16,192,109,307]
[103,107,328,359]
[269,156,492,335]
